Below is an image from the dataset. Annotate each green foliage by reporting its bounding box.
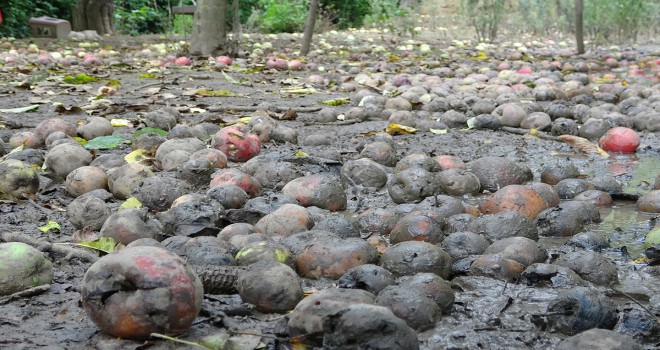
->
[517,0,658,44]
[459,0,506,42]
[171,14,193,35]
[250,0,309,33]
[517,0,573,37]
[0,0,76,38]
[583,0,657,44]
[114,0,169,35]
[323,0,371,29]
[363,0,416,37]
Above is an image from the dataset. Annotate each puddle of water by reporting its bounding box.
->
[590,201,656,258]
[586,153,659,258]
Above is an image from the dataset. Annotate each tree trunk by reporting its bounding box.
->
[300,0,320,56]
[232,0,242,38]
[73,0,114,35]
[575,0,585,54]
[190,0,227,56]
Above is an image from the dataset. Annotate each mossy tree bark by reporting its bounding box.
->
[73,0,114,35]
[190,0,227,56]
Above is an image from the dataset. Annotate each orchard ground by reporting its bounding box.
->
[0,30,659,349]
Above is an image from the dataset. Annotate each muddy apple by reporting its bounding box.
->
[81,246,203,340]
[211,125,261,162]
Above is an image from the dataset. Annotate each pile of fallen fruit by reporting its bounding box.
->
[0,32,659,349]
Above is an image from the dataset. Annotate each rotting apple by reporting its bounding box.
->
[211,125,261,162]
[81,246,203,340]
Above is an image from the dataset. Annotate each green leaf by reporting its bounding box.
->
[38,221,61,233]
[133,127,169,140]
[195,89,235,97]
[106,79,122,87]
[75,237,118,254]
[0,105,39,113]
[137,73,157,79]
[63,73,98,84]
[84,135,129,150]
[321,98,350,106]
[119,196,142,210]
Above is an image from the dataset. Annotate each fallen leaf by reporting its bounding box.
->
[429,128,448,134]
[124,149,153,164]
[0,105,39,113]
[195,89,235,97]
[84,135,129,150]
[38,221,61,233]
[137,73,157,79]
[134,127,168,139]
[105,79,122,87]
[71,236,117,254]
[54,105,84,115]
[294,151,309,157]
[321,98,350,106]
[119,197,142,210]
[557,135,609,158]
[279,108,298,120]
[281,87,317,94]
[63,73,98,84]
[386,123,417,135]
[110,118,131,127]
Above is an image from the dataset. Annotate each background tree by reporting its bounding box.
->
[190,0,227,55]
[73,0,114,34]
[300,0,319,56]
[575,0,584,54]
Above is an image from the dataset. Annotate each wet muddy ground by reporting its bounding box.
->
[0,33,659,349]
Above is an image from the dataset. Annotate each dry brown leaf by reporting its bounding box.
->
[279,108,298,120]
[557,135,609,158]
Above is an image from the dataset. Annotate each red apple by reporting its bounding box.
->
[174,56,191,66]
[215,55,232,66]
[211,125,261,162]
[288,59,303,71]
[598,127,640,153]
[267,58,288,70]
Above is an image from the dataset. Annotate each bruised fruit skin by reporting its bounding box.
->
[81,246,203,340]
[211,125,261,162]
[0,159,40,198]
[0,242,53,295]
[598,127,640,153]
[480,185,548,220]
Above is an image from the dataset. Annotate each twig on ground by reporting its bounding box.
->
[610,286,660,323]
[500,126,560,141]
[0,231,100,263]
[0,284,51,305]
